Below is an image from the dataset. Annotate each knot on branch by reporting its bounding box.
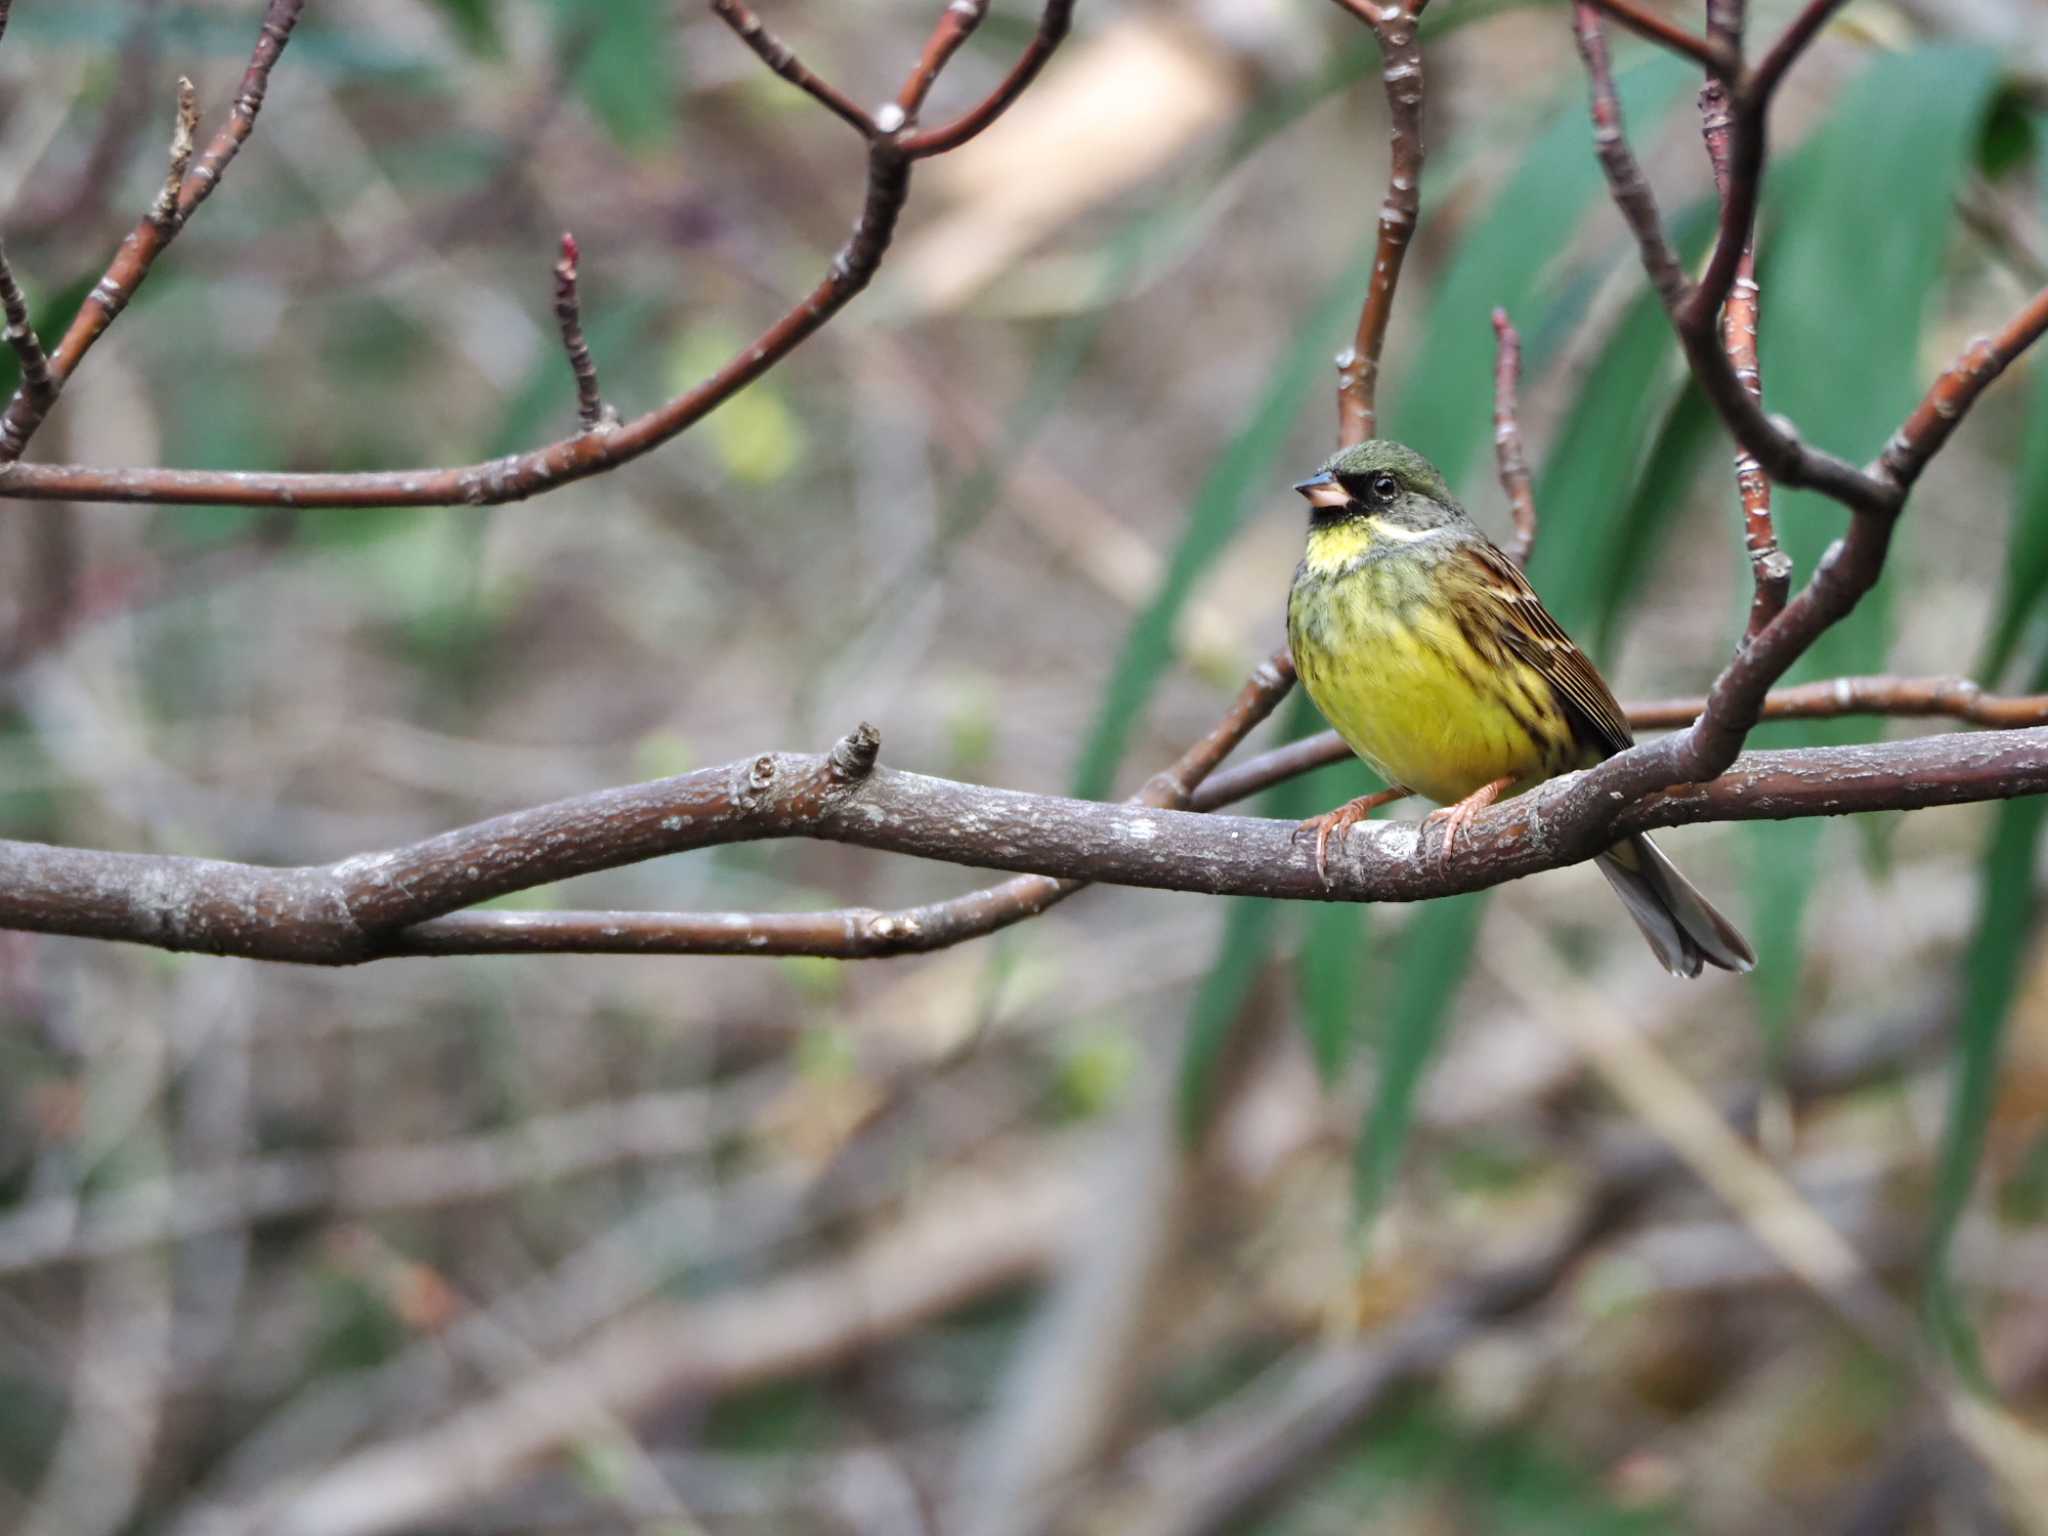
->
[830,722,882,784]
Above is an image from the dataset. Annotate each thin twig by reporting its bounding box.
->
[148,76,200,229]
[0,241,55,445]
[897,0,1072,157]
[1582,0,1735,75]
[1331,0,1429,448]
[1697,34,1785,638]
[1880,285,2048,491]
[1566,0,2048,817]
[709,0,878,137]
[552,232,611,432]
[0,1,305,464]
[1490,307,1537,567]
[898,0,990,117]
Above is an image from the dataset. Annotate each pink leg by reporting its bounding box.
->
[1294,786,1412,881]
[1422,775,1515,866]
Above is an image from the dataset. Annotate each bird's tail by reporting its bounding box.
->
[1595,834,1755,977]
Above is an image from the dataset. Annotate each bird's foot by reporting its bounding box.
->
[1421,776,1515,868]
[1294,787,1411,881]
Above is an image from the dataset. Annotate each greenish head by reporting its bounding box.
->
[1292,439,1466,541]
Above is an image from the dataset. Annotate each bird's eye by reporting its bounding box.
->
[1369,473,1399,504]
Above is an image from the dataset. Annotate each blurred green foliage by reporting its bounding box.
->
[1745,45,2002,1020]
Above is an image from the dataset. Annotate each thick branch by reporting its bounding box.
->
[0,0,1074,506]
[1193,673,2048,812]
[2,721,2044,965]
[409,651,1296,959]
[1330,0,1429,447]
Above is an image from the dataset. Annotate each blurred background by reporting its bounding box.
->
[1,0,2046,1530]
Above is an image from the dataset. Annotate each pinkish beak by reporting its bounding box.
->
[1293,472,1349,513]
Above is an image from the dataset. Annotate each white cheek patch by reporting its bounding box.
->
[1368,519,1446,544]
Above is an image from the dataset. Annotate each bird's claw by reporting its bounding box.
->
[1295,787,1411,883]
[1421,776,1513,869]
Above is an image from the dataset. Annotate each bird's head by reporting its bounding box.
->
[1292,439,1466,563]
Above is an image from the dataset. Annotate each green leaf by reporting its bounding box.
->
[1071,265,1364,803]
[1182,692,1332,1138]
[1353,890,1487,1219]
[558,0,676,149]
[1978,360,2048,682]
[1176,895,1282,1143]
[427,0,500,53]
[1975,88,2036,181]
[1298,898,1367,1084]
[1594,382,1720,658]
[1926,704,2048,1374]
[1746,43,2003,1029]
[1395,53,1697,493]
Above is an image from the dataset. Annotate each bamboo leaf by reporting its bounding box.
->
[1745,44,2002,1027]
[1927,659,2048,1376]
[1071,267,1364,803]
[1978,361,2048,683]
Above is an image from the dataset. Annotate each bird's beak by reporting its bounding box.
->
[1293,472,1348,512]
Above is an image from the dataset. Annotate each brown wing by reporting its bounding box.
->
[1460,538,1634,757]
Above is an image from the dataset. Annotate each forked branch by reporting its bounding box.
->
[1567,0,2048,805]
[0,0,1074,506]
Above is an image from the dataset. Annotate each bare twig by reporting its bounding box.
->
[0,239,54,440]
[1695,13,1786,640]
[0,0,1074,504]
[551,232,611,432]
[1330,0,1429,448]
[710,0,878,136]
[898,0,989,117]
[1881,285,2048,490]
[147,76,200,229]
[897,0,1072,157]
[1583,0,1735,75]
[0,0,305,463]
[1567,0,2048,821]
[1490,307,1537,567]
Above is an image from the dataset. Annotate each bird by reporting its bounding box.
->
[1284,438,1754,977]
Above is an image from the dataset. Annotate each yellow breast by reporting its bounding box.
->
[1287,540,1572,806]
